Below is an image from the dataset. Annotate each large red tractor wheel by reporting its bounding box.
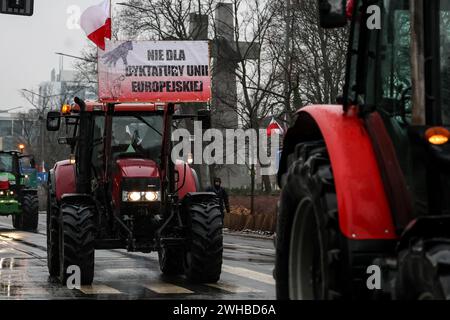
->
[46,186,59,277]
[275,141,346,300]
[184,200,223,283]
[58,203,96,285]
[12,194,39,231]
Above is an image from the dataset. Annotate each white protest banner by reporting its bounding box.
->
[98,40,211,103]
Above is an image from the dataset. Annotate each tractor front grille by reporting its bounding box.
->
[121,177,160,191]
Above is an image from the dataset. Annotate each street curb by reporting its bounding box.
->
[223,229,275,240]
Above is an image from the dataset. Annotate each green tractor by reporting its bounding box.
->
[0,150,39,231]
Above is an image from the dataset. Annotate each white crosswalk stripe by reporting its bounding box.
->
[207,282,263,293]
[224,243,275,253]
[222,265,275,285]
[144,282,194,294]
[79,284,122,294]
[78,265,271,295]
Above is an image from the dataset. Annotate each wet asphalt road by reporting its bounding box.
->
[0,214,275,300]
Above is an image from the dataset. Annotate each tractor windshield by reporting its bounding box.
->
[361,0,450,125]
[112,114,163,160]
[0,153,13,172]
[361,0,412,121]
[19,156,34,169]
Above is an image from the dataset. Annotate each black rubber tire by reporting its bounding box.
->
[184,201,223,283]
[11,212,22,229]
[158,247,185,275]
[395,241,450,300]
[59,203,96,286]
[275,141,346,300]
[47,186,59,277]
[12,194,39,231]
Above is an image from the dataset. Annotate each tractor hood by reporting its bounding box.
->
[115,158,159,178]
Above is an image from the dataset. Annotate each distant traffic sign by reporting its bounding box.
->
[0,0,34,16]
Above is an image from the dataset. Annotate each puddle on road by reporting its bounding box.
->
[0,257,29,268]
[0,258,25,298]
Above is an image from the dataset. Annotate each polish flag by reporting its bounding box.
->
[267,118,284,137]
[80,0,111,50]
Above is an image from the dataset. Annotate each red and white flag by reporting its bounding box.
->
[80,0,111,50]
[267,117,284,136]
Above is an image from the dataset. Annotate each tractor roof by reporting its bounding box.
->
[74,101,167,113]
[0,150,21,156]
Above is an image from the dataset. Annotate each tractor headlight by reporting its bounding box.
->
[122,191,160,202]
[0,190,14,196]
[128,192,142,202]
[144,191,159,202]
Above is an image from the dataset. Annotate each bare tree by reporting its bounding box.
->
[20,82,86,168]
[114,0,215,40]
[73,44,98,87]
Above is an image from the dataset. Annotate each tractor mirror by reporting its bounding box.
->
[198,109,211,129]
[317,0,347,28]
[46,111,61,131]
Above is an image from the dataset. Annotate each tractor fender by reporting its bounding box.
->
[175,161,198,200]
[20,189,37,195]
[279,105,396,240]
[60,194,95,206]
[53,160,76,202]
[182,192,218,207]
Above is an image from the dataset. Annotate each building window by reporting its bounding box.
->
[0,120,13,137]
[13,120,23,136]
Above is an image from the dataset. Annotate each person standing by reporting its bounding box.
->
[206,177,230,218]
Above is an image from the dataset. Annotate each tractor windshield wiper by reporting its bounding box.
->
[133,115,162,137]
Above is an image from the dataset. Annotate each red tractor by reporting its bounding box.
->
[46,98,222,285]
[276,0,450,299]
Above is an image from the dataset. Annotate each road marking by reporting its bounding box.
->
[79,284,122,294]
[207,282,263,293]
[222,265,275,285]
[21,287,49,296]
[144,282,193,294]
[224,243,275,253]
[102,267,157,278]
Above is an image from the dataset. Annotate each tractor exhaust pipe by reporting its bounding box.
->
[74,97,93,194]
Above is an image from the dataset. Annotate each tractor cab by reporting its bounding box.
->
[337,0,450,220]
[0,151,20,197]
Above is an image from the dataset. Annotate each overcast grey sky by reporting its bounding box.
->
[0,0,98,112]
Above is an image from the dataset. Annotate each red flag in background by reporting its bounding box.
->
[267,117,284,137]
[80,0,111,50]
